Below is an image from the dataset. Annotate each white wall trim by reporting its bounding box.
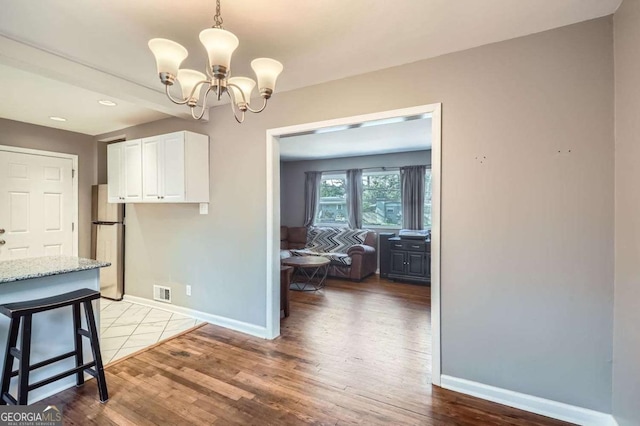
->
[265,103,443,385]
[123,295,269,339]
[441,375,618,426]
[0,144,79,256]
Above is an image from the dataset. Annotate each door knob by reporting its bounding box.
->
[0,229,4,234]
[0,240,5,245]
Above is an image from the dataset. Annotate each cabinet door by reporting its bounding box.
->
[142,136,162,202]
[122,140,142,202]
[407,252,427,277]
[161,133,185,202]
[389,251,407,275]
[107,143,123,203]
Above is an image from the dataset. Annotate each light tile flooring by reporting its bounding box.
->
[99,299,202,365]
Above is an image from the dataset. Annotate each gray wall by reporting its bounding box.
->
[96,17,614,412]
[0,118,97,257]
[612,1,640,425]
[280,150,431,227]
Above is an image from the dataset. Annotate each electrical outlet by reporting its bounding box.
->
[186,285,192,296]
[199,203,209,215]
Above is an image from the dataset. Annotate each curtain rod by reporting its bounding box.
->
[316,165,429,174]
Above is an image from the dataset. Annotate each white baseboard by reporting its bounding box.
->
[440,375,617,426]
[122,295,269,339]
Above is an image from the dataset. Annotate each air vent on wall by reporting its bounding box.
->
[153,285,172,303]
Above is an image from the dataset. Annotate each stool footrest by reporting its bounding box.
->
[28,361,96,392]
[9,348,20,360]
[10,351,77,378]
[77,329,91,338]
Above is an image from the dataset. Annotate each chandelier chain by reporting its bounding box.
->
[213,0,224,28]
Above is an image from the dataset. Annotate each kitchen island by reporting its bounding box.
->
[0,256,109,403]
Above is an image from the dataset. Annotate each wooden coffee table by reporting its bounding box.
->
[281,256,330,291]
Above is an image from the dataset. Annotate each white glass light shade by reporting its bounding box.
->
[251,58,283,92]
[228,77,256,105]
[148,38,188,77]
[177,69,207,102]
[198,28,239,71]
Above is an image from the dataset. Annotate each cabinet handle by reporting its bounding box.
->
[394,244,402,248]
[0,240,5,245]
[411,245,421,249]
[0,229,4,234]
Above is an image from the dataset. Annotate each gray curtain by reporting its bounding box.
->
[346,169,363,229]
[303,171,323,227]
[400,165,426,230]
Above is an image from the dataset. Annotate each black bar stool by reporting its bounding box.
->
[0,288,108,405]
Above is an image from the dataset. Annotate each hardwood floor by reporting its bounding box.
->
[44,275,571,425]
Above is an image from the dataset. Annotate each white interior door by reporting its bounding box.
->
[0,151,74,260]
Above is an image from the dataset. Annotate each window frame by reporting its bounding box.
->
[361,169,403,230]
[312,167,433,230]
[314,172,349,227]
[424,167,433,230]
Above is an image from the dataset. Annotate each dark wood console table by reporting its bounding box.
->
[381,236,431,285]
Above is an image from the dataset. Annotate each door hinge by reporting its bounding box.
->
[72,169,76,178]
[72,222,75,232]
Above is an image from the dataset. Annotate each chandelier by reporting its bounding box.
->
[148,0,283,121]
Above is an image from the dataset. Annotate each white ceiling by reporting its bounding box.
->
[0,0,622,135]
[279,117,432,162]
[0,64,167,135]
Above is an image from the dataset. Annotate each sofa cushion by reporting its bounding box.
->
[280,226,289,249]
[287,227,308,249]
[290,249,352,266]
[306,227,370,254]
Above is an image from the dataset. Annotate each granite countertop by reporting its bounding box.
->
[0,256,111,284]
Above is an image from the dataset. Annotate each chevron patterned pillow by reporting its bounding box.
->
[306,227,369,254]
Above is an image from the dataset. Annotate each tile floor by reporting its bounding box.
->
[99,299,202,365]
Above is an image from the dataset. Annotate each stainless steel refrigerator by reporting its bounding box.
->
[91,184,124,300]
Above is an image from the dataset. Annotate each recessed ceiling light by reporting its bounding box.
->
[98,100,117,107]
[49,116,67,122]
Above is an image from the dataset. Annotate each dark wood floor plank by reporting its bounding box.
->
[42,275,571,425]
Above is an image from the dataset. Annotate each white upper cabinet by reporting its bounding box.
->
[107,143,123,203]
[141,136,162,202]
[107,140,142,203]
[161,133,186,202]
[123,140,143,202]
[107,131,209,204]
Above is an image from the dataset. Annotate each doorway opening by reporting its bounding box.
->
[265,103,442,385]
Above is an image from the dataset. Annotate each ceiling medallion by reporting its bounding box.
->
[148,0,283,121]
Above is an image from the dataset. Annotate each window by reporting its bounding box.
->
[315,174,347,225]
[313,167,432,229]
[424,169,432,228]
[362,170,402,227]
